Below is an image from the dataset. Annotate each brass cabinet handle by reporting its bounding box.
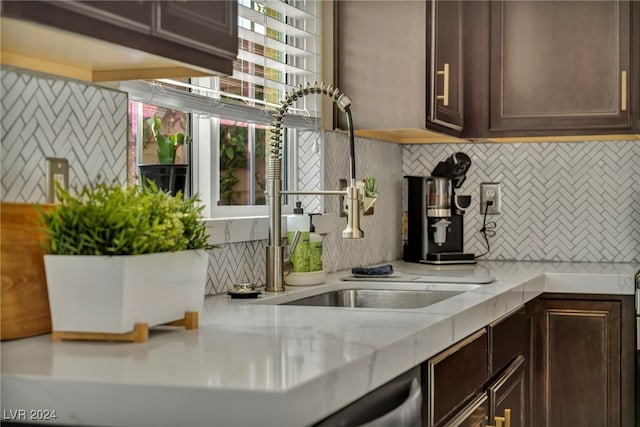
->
[487,408,511,427]
[436,63,450,106]
[621,70,627,112]
[505,409,511,427]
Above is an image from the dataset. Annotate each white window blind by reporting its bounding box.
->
[233,0,320,117]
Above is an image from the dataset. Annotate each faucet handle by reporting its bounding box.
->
[282,231,301,277]
[285,231,302,258]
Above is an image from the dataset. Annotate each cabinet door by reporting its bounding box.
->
[156,1,237,60]
[488,355,526,427]
[429,0,464,130]
[50,1,152,33]
[533,298,622,427]
[490,0,632,132]
[489,306,530,377]
[428,329,488,427]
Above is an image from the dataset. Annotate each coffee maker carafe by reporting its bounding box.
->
[403,152,475,264]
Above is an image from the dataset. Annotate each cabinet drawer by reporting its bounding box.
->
[442,393,489,427]
[489,306,530,376]
[428,329,488,426]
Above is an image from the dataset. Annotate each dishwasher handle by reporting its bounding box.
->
[356,378,422,427]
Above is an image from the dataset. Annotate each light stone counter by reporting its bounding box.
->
[1,261,637,427]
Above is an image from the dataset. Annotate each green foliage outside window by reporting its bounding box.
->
[219,124,267,206]
[219,125,248,205]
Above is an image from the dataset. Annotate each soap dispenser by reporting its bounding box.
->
[286,201,310,272]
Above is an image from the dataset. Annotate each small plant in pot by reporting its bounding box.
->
[363,176,379,198]
[138,115,193,198]
[38,182,211,342]
[361,176,378,215]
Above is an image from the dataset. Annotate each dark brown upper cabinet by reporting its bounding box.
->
[156,2,237,60]
[427,0,639,138]
[56,1,153,32]
[429,0,464,131]
[0,0,237,81]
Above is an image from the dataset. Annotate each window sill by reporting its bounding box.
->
[202,213,338,245]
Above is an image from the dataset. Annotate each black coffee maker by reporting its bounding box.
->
[403,152,475,264]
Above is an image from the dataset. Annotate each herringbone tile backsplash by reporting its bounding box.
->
[294,129,322,213]
[1,68,128,201]
[4,69,637,297]
[404,140,640,263]
[205,240,266,295]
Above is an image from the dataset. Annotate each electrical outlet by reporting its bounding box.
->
[479,182,501,214]
[47,157,69,203]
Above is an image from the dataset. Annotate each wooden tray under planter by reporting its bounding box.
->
[51,311,199,343]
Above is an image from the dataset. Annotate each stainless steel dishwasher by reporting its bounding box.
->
[313,366,422,427]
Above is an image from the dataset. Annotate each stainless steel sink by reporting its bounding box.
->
[281,288,461,309]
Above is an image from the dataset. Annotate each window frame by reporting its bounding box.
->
[122,78,319,222]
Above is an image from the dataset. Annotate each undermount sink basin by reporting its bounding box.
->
[281,288,462,309]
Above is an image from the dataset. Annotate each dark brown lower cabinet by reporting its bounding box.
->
[426,294,634,427]
[489,306,533,427]
[426,329,489,426]
[441,394,489,427]
[427,307,530,427]
[488,355,526,427]
[532,294,635,427]
[439,355,527,427]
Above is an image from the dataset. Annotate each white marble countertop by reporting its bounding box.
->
[1,260,637,427]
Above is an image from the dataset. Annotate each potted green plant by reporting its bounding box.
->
[361,176,378,215]
[38,182,211,342]
[138,115,192,197]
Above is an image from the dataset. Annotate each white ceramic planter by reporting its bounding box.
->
[44,250,209,334]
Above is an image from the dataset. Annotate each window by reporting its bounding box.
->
[218,120,267,206]
[123,0,322,220]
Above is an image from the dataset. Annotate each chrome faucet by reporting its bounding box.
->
[266,82,364,292]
